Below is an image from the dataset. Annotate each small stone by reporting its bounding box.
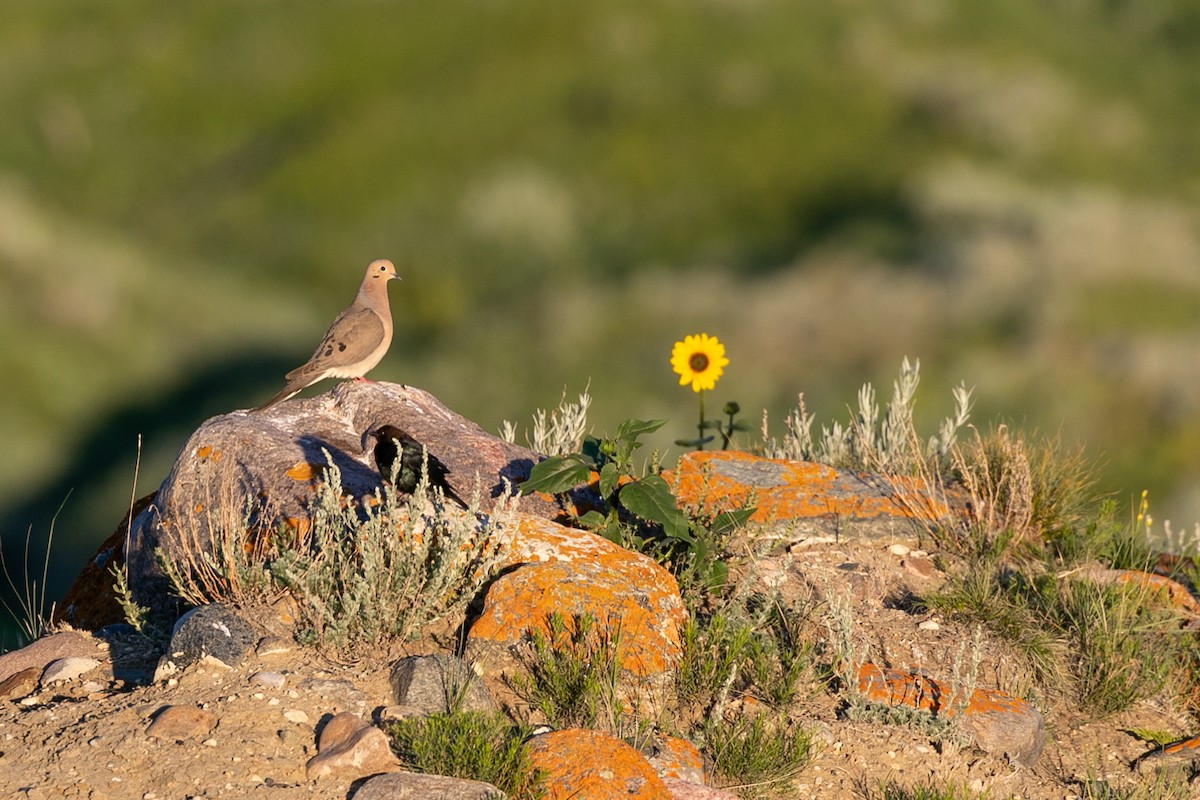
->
[902,557,939,579]
[167,604,257,669]
[377,704,428,723]
[661,779,740,799]
[41,657,101,685]
[250,671,286,689]
[0,667,40,700]
[255,636,292,657]
[918,620,940,631]
[305,711,401,781]
[389,654,495,714]
[283,709,309,724]
[888,543,911,556]
[81,680,106,694]
[145,705,216,742]
[353,771,503,800]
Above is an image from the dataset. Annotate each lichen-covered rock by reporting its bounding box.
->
[857,662,1046,765]
[642,735,706,783]
[467,516,686,678]
[124,382,556,614]
[1072,566,1200,626]
[670,451,947,537]
[526,728,671,800]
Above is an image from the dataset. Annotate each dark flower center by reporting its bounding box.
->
[689,353,710,372]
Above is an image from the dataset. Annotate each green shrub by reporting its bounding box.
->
[387,711,544,799]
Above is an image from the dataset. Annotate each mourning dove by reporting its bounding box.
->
[255,259,399,411]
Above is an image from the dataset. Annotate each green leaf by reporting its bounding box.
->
[599,462,620,499]
[620,475,690,540]
[597,518,625,544]
[616,418,668,441]
[674,436,715,448]
[711,508,756,537]
[520,455,590,495]
[577,510,608,529]
[579,437,603,468]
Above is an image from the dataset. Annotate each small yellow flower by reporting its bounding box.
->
[671,333,729,393]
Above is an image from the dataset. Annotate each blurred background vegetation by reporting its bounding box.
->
[4,0,1200,646]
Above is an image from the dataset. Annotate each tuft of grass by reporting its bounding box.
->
[387,711,544,799]
[1051,578,1173,716]
[0,496,67,647]
[863,779,984,800]
[1075,770,1194,800]
[508,612,647,739]
[703,713,818,799]
[158,452,514,656]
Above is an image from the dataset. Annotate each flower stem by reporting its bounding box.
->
[697,390,706,451]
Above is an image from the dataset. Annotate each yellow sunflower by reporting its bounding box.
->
[671,333,729,392]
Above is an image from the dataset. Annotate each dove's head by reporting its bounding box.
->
[365,258,399,284]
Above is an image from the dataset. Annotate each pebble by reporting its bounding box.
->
[283,709,309,724]
[42,657,101,685]
[256,636,293,656]
[0,667,41,700]
[888,543,911,556]
[305,711,400,780]
[145,705,216,742]
[918,619,941,631]
[250,671,286,689]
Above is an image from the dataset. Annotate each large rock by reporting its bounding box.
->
[467,515,686,679]
[526,728,671,800]
[352,771,504,800]
[856,662,1046,766]
[669,450,949,539]
[0,631,107,685]
[124,382,556,613]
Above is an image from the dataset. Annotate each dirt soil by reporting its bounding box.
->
[0,536,1192,799]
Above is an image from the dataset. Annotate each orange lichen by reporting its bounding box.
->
[195,446,222,462]
[668,450,948,524]
[856,662,1033,718]
[286,462,320,482]
[649,736,705,782]
[1112,570,1200,617]
[526,729,670,800]
[468,559,683,677]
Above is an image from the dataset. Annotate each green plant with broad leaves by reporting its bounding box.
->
[520,418,745,590]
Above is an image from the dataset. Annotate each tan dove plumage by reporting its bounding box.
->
[255,259,400,412]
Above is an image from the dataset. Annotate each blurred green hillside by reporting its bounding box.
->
[4,0,1200,645]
